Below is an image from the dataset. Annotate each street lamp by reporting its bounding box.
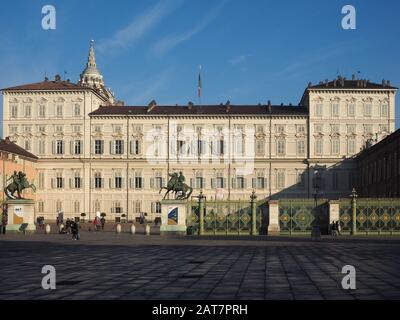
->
[312,169,321,240]
[350,188,358,235]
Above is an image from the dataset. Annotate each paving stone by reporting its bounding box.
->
[1,233,400,300]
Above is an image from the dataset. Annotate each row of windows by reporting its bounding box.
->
[315,102,389,117]
[10,104,82,118]
[20,138,309,157]
[37,200,156,215]
[314,138,362,155]
[314,124,389,135]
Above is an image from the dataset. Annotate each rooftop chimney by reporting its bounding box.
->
[267,100,272,113]
[147,100,157,113]
[225,100,231,113]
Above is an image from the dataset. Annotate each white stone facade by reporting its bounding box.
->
[1,46,397,221]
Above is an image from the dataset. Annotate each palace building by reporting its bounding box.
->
[1,42,397,221]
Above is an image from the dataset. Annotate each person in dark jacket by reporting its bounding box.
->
[70,221,80,240]
[100,217,105,230]
[1,213,8,235]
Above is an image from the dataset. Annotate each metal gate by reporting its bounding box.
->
[279,199,329,235]
[339,199,400,235]
[187,200,266,236]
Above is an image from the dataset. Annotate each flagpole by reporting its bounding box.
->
[198,65,202,106]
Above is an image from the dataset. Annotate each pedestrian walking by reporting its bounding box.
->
[100,217,105,230]
[335,221,341,236]
[71,220,80,240]
[331,221,338,237]
[1,212,8,235]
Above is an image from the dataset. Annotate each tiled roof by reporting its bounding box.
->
[309,79,398,90]
[2,80,87,91]
[0,138,38,160]
[89,104,309,116]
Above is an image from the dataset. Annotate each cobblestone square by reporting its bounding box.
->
[1,233,400,300]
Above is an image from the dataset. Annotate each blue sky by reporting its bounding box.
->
[1,0,400,133]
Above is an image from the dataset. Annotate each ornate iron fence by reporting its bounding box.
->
[279,199,329,235]
[339,198,400,235]
[187,200,265,236]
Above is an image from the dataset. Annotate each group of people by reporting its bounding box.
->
[59,218,80,240]
[93,216,106,231]
[330,220,342,236]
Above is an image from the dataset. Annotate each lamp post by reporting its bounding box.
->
[250,190,257,235]
[312,169,321,240]
[350,188,358,236]
[198,191,206,236]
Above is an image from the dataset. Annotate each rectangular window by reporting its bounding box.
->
[24,140,31,151]
[130,140,141,155]
[216,177,224,188]
[197,140,205,155]
[135,177,143,189]
[277,140,285,156]
[94,174,102,189]
[56,105,63,117]
[115,140,124,155]
[196,177,205,189]
[38,172,45,189]
[39,105,46,118]
[38,140,45,155]
[257,176,265,189]
[331,103,339,116]
[11,105,18,118]
[347,139,356,154]
[381,104,388,117]
[74,176,82,189]
[115,176,122,189]
[38,201,44,213]
[297,140,305,155]
[233,176,244,189]
[56,126,63,133]
[277,172,285,189]
[74,140,82,155]
[315,139,323,155]
[364,103,372,116]
[256,139,265,155]
[331,139,340,155]
[74,104,81,117]
[24,105,31,118]
[56,175,63,189]
[56,140,64,155]
[315,124,323,133]
[348,104,355,116]
[316,104,323,117]
[95,140,104,155]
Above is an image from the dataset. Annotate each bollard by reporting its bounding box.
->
[45,224,51,235]
[145,224,150,236]
[130,224,136,235]
[116,224,122,234]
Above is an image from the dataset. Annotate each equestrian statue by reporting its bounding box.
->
[4,171,36,200]
[159,172,193,200]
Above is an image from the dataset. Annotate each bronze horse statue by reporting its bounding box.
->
[4,171,36,200]
[159,172,193,200]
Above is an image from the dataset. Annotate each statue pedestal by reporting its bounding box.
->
[5,199,36,234]
[160,200,188,236]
